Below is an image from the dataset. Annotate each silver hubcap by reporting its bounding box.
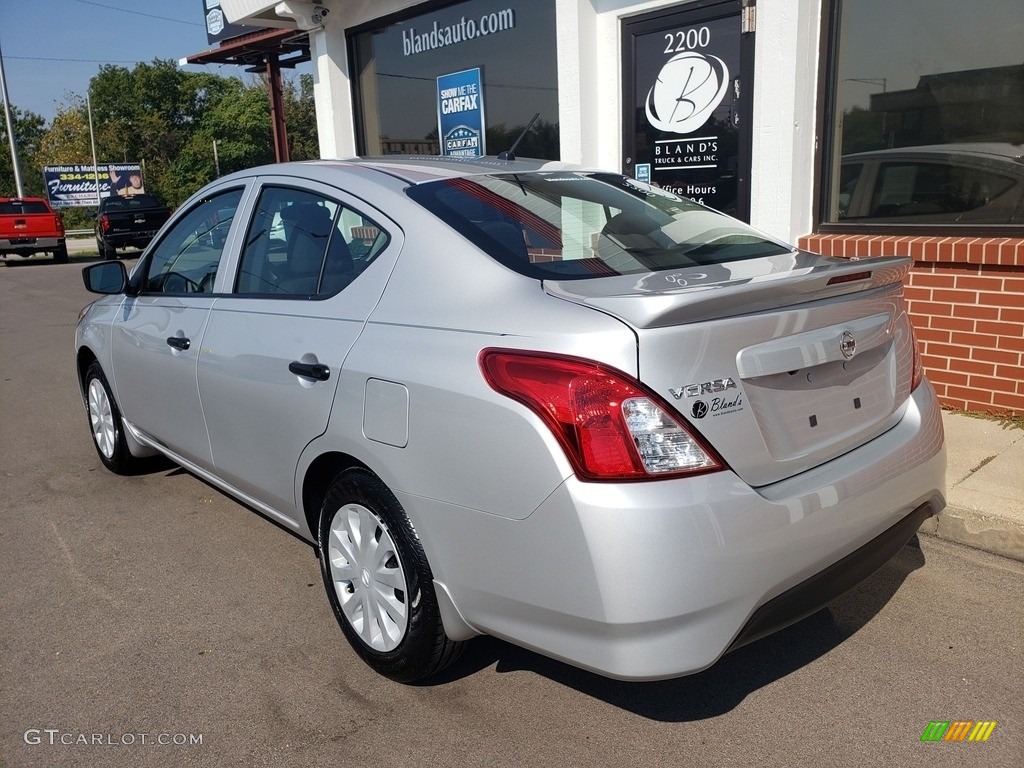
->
[327,503,409,651]
[88,378,116,459]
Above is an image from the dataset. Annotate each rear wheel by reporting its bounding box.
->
[97,238,115,260]
[318,468,463,682]
[54,243,69,263]
[84,361,142,475]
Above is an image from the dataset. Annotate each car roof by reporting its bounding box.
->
[0,196,50,203]
[219,155,588,187]
[844,143,1024,164]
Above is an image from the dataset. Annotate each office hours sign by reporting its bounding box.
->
[626,9,744,217]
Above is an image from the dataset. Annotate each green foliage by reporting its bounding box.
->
[0,104,47,196]
[3,60,319,208]
[287,74,320,161]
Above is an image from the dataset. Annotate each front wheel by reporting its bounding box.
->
[84,361,143,475]
[318,468,463,682]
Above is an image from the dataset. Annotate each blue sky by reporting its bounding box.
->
[0,0,306,123]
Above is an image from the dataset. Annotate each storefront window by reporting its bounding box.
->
[351,0,559,160]
[823,0,1024,228]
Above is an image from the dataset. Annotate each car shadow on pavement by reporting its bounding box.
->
[427,538,927,721]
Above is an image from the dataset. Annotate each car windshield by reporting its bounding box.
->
[102,194,162,211]
[406,172,792,280]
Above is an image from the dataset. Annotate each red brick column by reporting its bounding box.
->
[797,235,1024,415]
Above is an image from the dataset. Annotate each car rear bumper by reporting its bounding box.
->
[407,381,946,681]
[0,237,63,254]
[103,231,157,248]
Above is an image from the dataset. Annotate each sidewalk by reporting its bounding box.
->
[919,410,1024,562]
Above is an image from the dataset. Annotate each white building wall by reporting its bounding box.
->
[747,0,821,241]
[223,0,823,243]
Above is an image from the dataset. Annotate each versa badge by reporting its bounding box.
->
[669,377,737,400]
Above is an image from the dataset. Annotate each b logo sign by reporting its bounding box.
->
[645,52,730,134]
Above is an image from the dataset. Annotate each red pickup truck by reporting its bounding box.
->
[0,197,68,263]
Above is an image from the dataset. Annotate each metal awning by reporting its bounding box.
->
[185,28,311,163]
[185,28,310,72]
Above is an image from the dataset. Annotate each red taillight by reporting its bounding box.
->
[54,214,65,234]
[100,214,110,233]
[480,349,724,481]
[910,326,924,391]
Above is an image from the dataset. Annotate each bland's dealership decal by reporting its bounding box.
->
[645,51,729,134]
[403,8,515,56]
[630,14,742,215]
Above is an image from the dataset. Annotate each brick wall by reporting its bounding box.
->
[798,235,1024,415]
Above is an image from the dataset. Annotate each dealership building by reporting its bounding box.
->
[213,0,1023,414]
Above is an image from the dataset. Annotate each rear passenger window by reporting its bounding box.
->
[235,186,389,297]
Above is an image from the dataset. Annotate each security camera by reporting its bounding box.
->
[312,5,329,24]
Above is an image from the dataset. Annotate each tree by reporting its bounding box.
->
[19,60,321,209]
[0,104,47,196]
[286,73,319,161]
[36,105,91,165]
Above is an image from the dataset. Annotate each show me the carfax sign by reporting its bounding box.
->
[43,164,144,208]
[436,68,486,158]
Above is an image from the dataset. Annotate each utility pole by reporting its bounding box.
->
[0,39,26,197]
[87,91,102,207]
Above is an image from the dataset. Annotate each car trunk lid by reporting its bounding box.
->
[545,254,917,487]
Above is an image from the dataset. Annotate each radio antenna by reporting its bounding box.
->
[497,113,540,161]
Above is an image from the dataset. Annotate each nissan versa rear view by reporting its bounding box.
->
[74,157,946,682]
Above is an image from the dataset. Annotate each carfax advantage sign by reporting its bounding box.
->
[436,68,486,158]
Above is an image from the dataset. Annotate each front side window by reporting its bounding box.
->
[407,172,790,280]
[235,186,388,297]
[823,0,1024,229]
[142,188,243,294]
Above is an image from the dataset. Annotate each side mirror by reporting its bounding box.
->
[82,261,128,295]
[87,210,97,219]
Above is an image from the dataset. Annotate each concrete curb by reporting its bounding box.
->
[919,506,1024,562]
[919,411,1024,563]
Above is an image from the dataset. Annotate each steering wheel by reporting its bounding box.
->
[161,271,201,294]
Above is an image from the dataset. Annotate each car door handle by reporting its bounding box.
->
[166,337,191,351]
[289,361,331,381]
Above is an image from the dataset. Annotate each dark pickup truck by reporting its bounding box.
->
[93,194,172,259]
[0,197,68,262]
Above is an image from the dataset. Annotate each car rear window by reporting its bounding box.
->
[102,194,162,211]
[0,201,50,215]
[406,172,791,280]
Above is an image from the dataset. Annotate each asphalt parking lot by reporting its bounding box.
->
[1,256,1021,768]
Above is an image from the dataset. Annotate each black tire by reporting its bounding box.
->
[98,238,115,260]
[318,468,463,682]
[83,361,142,475]
[54,243,69,263]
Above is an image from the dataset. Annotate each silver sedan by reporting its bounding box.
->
[75,157,946,682]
